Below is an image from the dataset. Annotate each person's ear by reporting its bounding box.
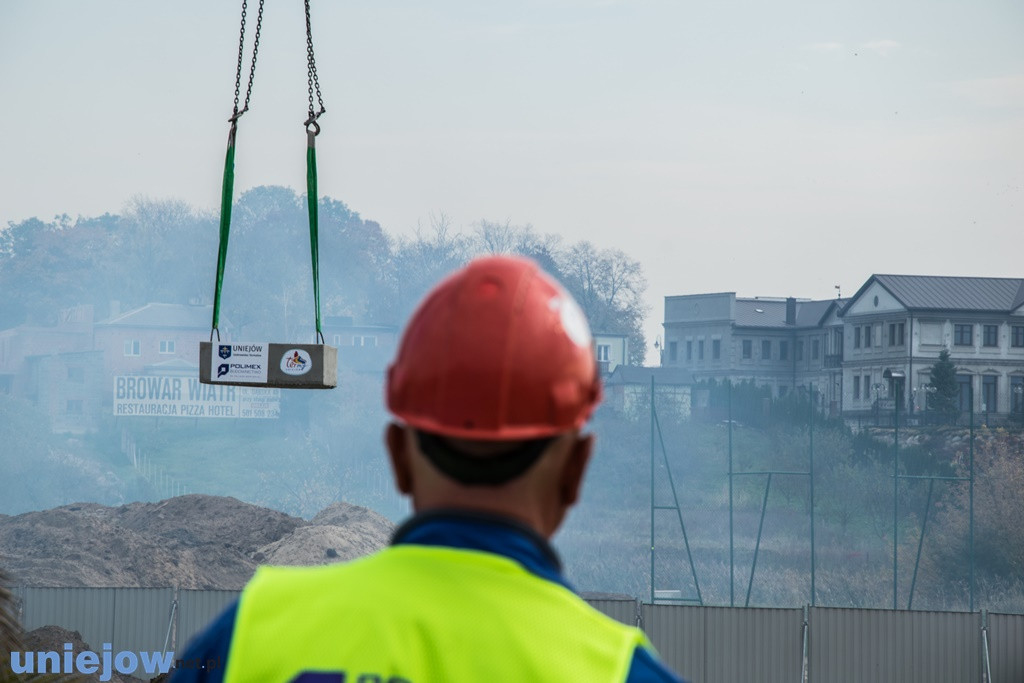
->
[386,422,414,495]
[559,433,594,507]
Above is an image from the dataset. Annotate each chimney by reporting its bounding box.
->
[785,297,796,326]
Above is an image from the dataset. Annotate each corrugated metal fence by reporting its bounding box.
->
[11,588,1024,682]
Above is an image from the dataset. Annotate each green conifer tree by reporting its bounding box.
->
[928,348,960,423]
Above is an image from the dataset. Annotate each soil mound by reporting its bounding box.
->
[257,523,391,567]
[0,496,394,590]
[21,625,144,683]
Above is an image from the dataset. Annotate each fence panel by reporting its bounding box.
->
[809,607,979,683]
[704,606,802,682]
[176,589,241,652]
[642,604,705,683]
[112,587,174,654]
[988,612,1024,682]
[585,597,639,626]
[20,587,116,652]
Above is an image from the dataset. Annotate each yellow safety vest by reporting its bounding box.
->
[224,544,650,682]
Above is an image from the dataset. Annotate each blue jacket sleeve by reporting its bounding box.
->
[626,645,687,682]
[168,600,237,683]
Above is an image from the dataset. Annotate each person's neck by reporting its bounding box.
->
[412,497,556,538]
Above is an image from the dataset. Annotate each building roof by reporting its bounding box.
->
[605,365,693,386]
[97,303,222,330]
[734,298,843,329]
[847,275,1024,314]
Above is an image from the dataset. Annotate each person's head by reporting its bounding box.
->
[385,255,602,537]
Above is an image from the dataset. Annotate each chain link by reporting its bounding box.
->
[232,1,248,114]
[231,0,265,119]
[305,0,326,127]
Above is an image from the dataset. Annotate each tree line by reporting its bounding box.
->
[0,187,648,363]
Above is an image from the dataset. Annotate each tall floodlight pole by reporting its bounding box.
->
[809,384,816,606]
[650,376,655,605]
[893,395,900,610]
[728,380,734,607]
[969,384,975,612]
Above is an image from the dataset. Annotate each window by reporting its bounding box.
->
[333,334,342,346]
[66,400,83,415]
[812,338,820,360]
[685,341,692,362]
[864,375,871,398]
[795,340,804,361]
[698,340,705,361]
[123,340,140,356]
[982,376,997,413]
[761,340,771,360]
[669,341,678,362]
[354,335,378,347]
[742,339,752,359]
[853,327,861,349]
[863,325,872,348]
[1013,326,1024,348]
[1012,376,1024,414]
[159,340,175,354]
[596,344,610,362]
[853,375,861,399]
[889,323,905,347]
[779,340,788,361]
[983,325,998,348]
[957,375,972,412]
[954,324,973,346]
[712,339,721,360]
[67,366,84,383]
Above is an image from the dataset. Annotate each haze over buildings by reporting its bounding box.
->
[2,0,1022,361]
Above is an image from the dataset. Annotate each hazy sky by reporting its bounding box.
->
[2,0,1022,359]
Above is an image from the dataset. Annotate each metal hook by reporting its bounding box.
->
[304,107,326,135]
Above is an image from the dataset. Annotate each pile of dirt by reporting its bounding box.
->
[21,625,144,683]
[258,502,393,567]
[0,495,395,590]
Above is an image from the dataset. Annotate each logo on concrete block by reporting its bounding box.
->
[280,349,312,376]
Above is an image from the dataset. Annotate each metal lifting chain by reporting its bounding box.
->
[232,0,265,121]
[304,0,326,131]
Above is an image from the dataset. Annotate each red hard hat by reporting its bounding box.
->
[386,255,602,441]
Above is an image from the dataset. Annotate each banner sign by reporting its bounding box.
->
[113,375,280,419]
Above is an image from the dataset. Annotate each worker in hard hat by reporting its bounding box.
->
[171,255,684,682]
